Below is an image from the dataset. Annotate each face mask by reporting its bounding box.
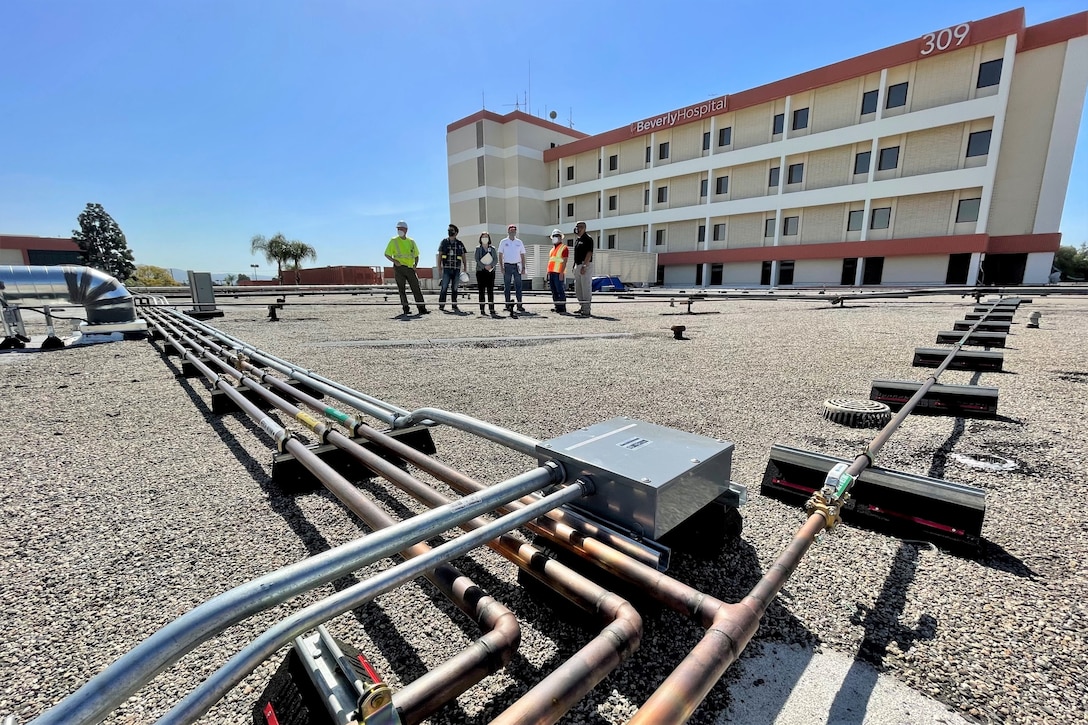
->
[397,230,407,238]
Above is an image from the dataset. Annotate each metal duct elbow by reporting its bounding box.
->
[0,265,139,325]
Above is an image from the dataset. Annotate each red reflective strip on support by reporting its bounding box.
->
[865,505,965,536]
[263,703,280,725]
[771,477,816,494]
[358,653,382,684]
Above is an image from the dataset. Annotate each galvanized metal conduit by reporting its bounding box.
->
[151,308,668,571]
[152,313,648,723]
[36,322,561,725]
[629,299,1012,721]
[157,484,587,725]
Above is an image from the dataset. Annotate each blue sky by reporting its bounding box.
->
[2,0,1085,277]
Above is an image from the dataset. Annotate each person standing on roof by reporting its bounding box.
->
[498,224,527,318]
[384,220,430,316]
[437,223,467,312]
[572,220,594,317]
[475,231,499,317]
[547,229,569,314]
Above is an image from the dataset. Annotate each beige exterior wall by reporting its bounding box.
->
[800,204,845,244]
[617,184,644,216]
[448,159,478,195]
[662,124,703,164]
[902,124,964,177]
[666,219,700,252]
[617,138,646,174]
[794,259,843,285]
[812,79,861,133]
[722,261,761,285]
[616,226,643,252]
[912,46,975,111]
[447,124,477,156]
[806,146,852,191]
[734,103,773,150]
[451,199,480,226]
[882,255,949,284]
[727,213,764,248]
[668,173,701,208]
[894,191,955,238]
[989,43,1065,235]
[731,161,766,200]
[0,249,24,265]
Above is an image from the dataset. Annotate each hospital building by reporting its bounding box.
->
[445,8,1087,287]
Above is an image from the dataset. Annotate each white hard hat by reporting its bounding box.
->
[551,229,564,238]
[396,220,408,229]
[459,271,470,284]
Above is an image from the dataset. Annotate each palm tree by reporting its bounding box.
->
[250,233,290,283]
[223,273,237,286]
[283,240,317,285]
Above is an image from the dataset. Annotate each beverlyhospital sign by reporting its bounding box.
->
[630,95,728,134]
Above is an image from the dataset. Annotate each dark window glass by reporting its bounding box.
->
[787,163,804,184]
[696,264,703,285]
[870,207,891,229]
[646,146,651,163]
[609,195,617,210]
[27,249,81,265]
[475,121,484,148]
[718,126,732,146]
[659,142,670,160]
[566,202,574,217]
[716,175,729,194]
[783,216,799,235]
[861,90,879,115]
[713,223,726,241]
[773,113,785,134]
[597,197,601,212]
[878,146,900,171]
[609,154,618,171]
[967,130,991,157]
[698,225,706,242]
[841,258,858,285]
[710,264,723,285]
[760,261,772,285]
[657,186,668,203]
[956,198,981,223]
[644,189,650,205]
[702,132,711,150]
[777,260,795,286]
[566,166,574,180]
[792,107,809,130]
[886,82,908,109]
[700,179,708,197]
[764,218,775,237]
[862,256,884,285]
[607,234,616,249]
[854,151,871,175]
[977,59,1002,89]
[655,229,665,245]
[768,166,780,187]
[847,210,864,231]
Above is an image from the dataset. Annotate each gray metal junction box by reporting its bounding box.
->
[537,417,736,540]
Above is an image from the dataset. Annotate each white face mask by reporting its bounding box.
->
[397,229,407,238]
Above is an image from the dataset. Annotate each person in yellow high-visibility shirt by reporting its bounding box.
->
[384,220,430,316]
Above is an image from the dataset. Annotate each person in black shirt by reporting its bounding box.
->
[572,221,594,316]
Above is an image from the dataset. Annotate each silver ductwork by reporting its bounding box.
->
[0,265,139,325]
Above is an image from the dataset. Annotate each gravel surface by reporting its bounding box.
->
[2,290,1086,724]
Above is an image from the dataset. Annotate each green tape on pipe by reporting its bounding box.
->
[324,407,351,424]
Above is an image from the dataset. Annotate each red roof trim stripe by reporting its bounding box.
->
[447,109,590,139]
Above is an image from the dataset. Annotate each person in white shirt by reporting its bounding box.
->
[497,224,527,318]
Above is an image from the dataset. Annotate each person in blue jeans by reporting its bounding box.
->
[437,224,467,312]
[497,224,527,318]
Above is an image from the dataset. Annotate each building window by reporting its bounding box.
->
[760,261,772,285]
[608,194,617,211]
[715,175,729,194]
[977,59,1003,89]
[597,197,601,213]
[773,113,785,135]
[764,218,775,237]
[609,154,618,171]
[702,132,711,151]
[768,166,780,187]
[792,107,809,130]
[598,159,601,174]
[475,121,484,148]
[787,163,804,184]
[783,216,799,235]
[477,156,485,185]
[967,130,992,157]
[657,186,668,203]
[878,146,900,171]
[841,258,859,285]
[700,179,708,197]
[659,142,670,160]
[710,263,723,285]
[854,151,871,175]
[861,89,878,115]
[713,223,726,241]
[778,260,795,286]
[644,189,650,205]
[607,234,616,249]
[886,82,908,109]
[847,210,864,231]
[718,126,732,146]
[646,146,652,163]
[479,197,487,223]
[566,166,574,181]
[956,198,981,223]
[698,225,706,242]
[655,229,666,245]
[870,206,891,229]
[566,202,575,217]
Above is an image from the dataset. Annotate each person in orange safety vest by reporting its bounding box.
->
[546,229,569,314]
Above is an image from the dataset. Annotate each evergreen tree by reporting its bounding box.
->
[72,203,136,281]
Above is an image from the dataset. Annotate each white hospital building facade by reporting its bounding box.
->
[446,8,1087,287]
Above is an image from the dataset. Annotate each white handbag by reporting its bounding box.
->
[480,252,494,265]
